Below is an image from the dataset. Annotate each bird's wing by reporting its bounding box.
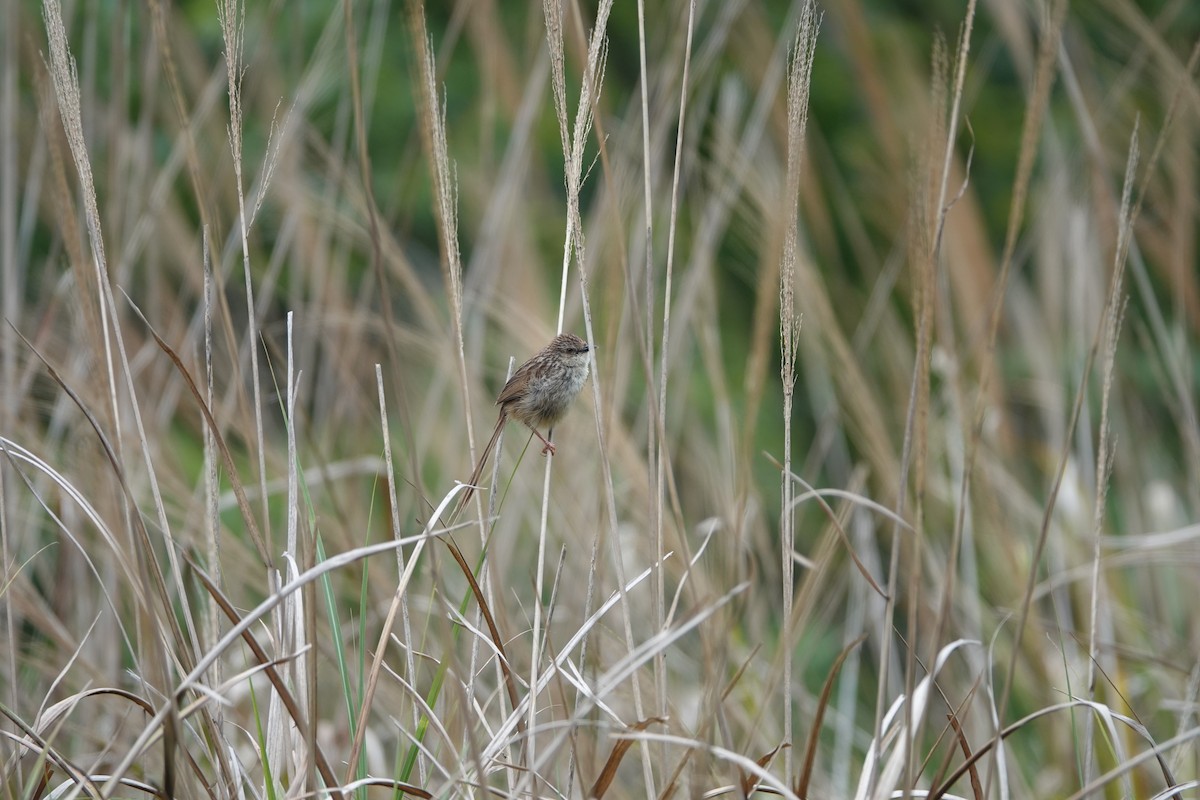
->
[495,372,524,406]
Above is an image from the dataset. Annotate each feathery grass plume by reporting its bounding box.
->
[218,0,271,546]
[779,0,818,783]
[1081,119,1137,795]
[388,5,477,789]
[894,2,977,792]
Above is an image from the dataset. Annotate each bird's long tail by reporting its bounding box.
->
[453,411,507,518]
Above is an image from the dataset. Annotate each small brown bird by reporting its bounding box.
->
[457,333,591,513]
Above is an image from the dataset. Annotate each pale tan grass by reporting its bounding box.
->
[778,1,818,779]
[218,0,273,554]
